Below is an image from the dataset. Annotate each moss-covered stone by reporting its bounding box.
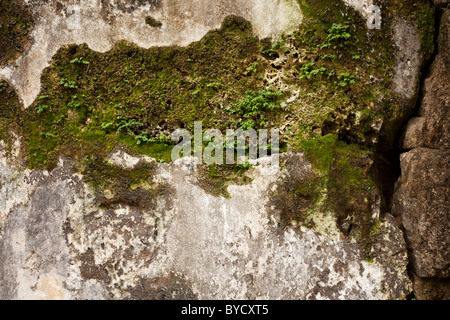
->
[145,16,162,28]
[81,154,155,191]
[0,3,414,170]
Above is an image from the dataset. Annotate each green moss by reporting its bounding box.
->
[413,2,435,58]
[299,134,335,174]
[293,134,377,246]
[272,0,399,152]
[299,134,374,193]
[23,4,397,171]
[370,219,382,236]
[267,154,322,229]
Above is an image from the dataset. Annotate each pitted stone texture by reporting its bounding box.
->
[66,156,412,299]
[401,117,427,150]
[0,0,302,108]
[370,214,412,298]
[392,148,450,278]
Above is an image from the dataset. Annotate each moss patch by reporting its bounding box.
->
[306,134,377,241]
[81,154,155,191]
[4,5,415,173]
[0,80,23,147]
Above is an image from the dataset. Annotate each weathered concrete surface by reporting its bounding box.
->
[0,0,302,108]
[0,146,412,299]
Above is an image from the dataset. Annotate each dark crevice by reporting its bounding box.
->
[406,291,417,300]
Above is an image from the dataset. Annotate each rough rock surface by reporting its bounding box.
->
[412,273,450,300]
[393,8,450,289]
[401,10,450,150]
[392,148,450,278]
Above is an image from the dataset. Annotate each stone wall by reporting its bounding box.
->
[0,0,447,300]
[393,3,449,300]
